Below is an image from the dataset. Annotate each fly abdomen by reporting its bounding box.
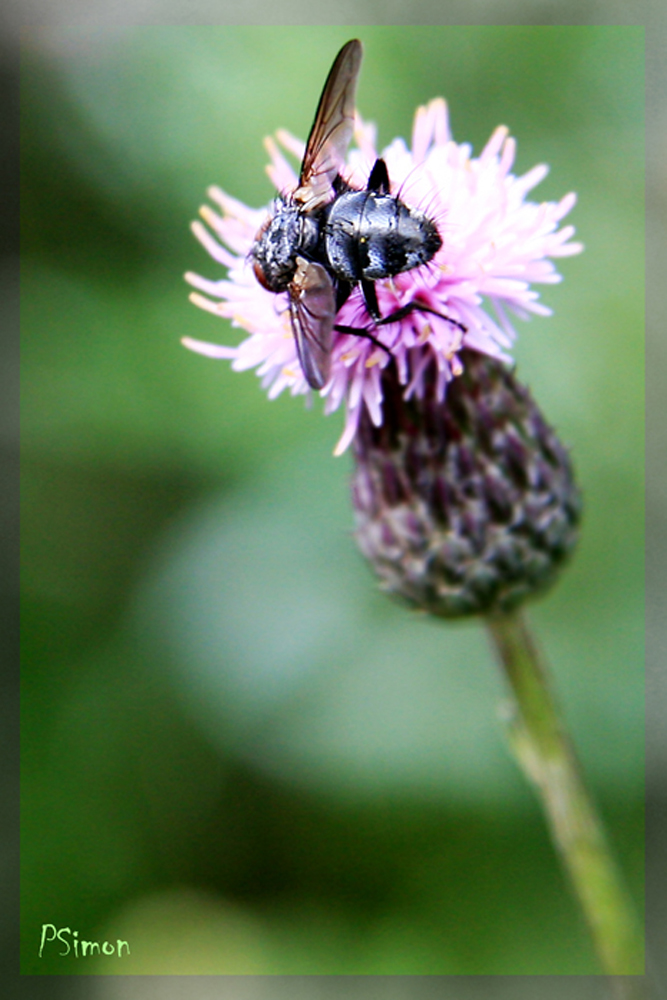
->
[325,191,442,282]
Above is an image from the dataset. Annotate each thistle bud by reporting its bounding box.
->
[351,351,581,617]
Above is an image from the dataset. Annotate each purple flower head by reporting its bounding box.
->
[184,98,582,455]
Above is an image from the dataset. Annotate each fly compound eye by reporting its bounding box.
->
[253,258,271,290]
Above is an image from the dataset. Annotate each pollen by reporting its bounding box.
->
[365,350,385,368]
[199,205,218,228]
[189,291,224,316]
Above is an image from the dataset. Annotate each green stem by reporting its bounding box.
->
[486,610,645,991]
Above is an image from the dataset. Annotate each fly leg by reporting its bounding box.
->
[366,158,390,195]
[333,323,394,360]
[334,297,464,363]
[359,276,466,338]
[334,278,393,359]
[376,301,467,336]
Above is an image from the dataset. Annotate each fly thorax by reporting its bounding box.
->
[325,192,442,282]
[251,200,304,292]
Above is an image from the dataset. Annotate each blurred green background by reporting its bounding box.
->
[21,25,644,975]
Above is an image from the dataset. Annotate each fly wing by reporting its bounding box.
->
[294,39,362,211]
[289,258,336,390]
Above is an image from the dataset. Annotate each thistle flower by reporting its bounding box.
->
[184,99,583,455]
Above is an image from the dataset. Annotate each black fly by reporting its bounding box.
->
[252,39,459,390]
